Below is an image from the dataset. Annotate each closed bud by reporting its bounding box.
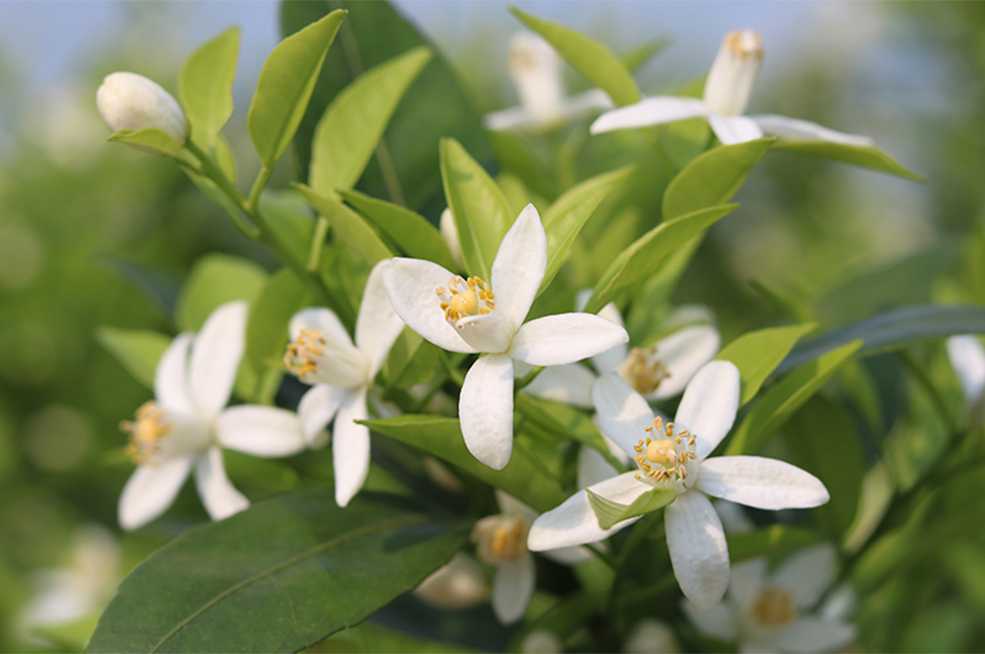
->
[703,30,763,117]
[96,72,187,144]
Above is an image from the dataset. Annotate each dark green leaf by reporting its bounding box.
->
[245,269,312,376]
[717,323,817,405]
[586,487,675,530]
[97,328,170,389]
[727,525,819,564]
[516,394,620,470]
[179,27,240,149]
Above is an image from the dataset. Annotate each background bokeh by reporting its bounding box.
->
[0,1,982,651]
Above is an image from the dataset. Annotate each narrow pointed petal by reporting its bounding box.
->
[771,544,837,609]
[709,114,763,145]
[542,545,592,566]
[492,553,535,624]
[194,447,249,521]
[520,362,595,409]
[155,333,194,414]
[216,405,306,457]
[590,96,707,134]
[771,618,856,653]
[576,437,626,488]
[648,326,721,400]
[189,301,248,417]
[496,490,537,523]
[527,472,650,550]
[460,354,514,470]
[591,303,628,374]
[675,361,740,459]
[703,30,762,117]
[511,313,629,367]
[288,307,368,388]
[947,335,985,406]
[492,204,547,331]
[382,258,477,354]
[665,490,730,607]
[297,383,345,448]
[333,388,370,507]
[355,262,405,377]
[484,106,539,132]
[729,558,766,608]
[118,457,193,530]
[697,456,830,510]
[751,114,874,147]
[592,373,655,458]
[682,600,737,641]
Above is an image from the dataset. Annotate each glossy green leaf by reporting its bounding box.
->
[726,340,862,455]
[727,525,819,564]
[108,128,183,156]
[772,139,923,181]
[258,190,318,266]
[248,9,346,166]
[294,184,393,266]
[439,138,514,279]
[584,204,736,313]
[509,7,640,106]
[716,322,817,405]
[175,254,268,332]
[323,623,475,654]
[586,487,675,530]
[179,27,240,149]
[245,269,312,375]
[87,491,466,654]
[516,394,620,470]
[662,138,773,219]
[310,47,431,196]
[97,328,170,389]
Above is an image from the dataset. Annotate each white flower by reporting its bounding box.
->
[485,32,613,132]
[284,262,406,506]
[382,204,629,469]
[96,72,187,144]
[521,630,563,653]
[591,30,873,147]
[414,552,489,610]
[526,361,829,606]
[684,545,855,652]
[440,208,465,269]
[947,335,985,423]
[624,619,680,654]
[118,301,308,530]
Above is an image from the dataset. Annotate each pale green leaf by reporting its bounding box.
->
[97,328,170,389]
[294,184,392,266]
[773,139,923,181]
[179,27,240,149]
[586,487,675,530]
[108,128,183,156]
[716,322,817,405]
[245,269,312,375]
[175,254,268,332]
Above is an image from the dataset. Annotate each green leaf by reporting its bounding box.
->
[310,47,432,196]
[516,394,620,470]
[245,269,312,375]
[363,415,565,511]
[258,190,318,266]
[439,138,514,279]
[294,184,393,268]
[584,204,736,314]
[97,328,171,389]
[621,38,669,73]
[248,9,346,166]
[87,491,466,654]
[509,7,640,106]
[339,188,455,269]
[323,623,475,654]
[772,139,923,181]
[108,128,183,156]
[586,487,675,530]
[540,166,631,293]
[662,138,773,219]
[175,254,268,332]
[716,323,817,405]
[727,525,819,564]
[179,27,240,149]
[726,340,862,455]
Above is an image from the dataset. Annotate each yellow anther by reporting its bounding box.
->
[121,401,170,464]
[646,439,677,466]
[283,328,326,378]
[725,30,764,61]
[620,347,672,395]
[472,515,527,565]
[437,275,495,325]
[751,586,797,627]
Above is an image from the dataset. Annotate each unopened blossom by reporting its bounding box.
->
[485,32,613,131]
[118,302,308,530]
[684,545,855,652]
[624,619,680,654]
[591,30,873,147]
[947,335,985,423]
[527,361,829,606]
[96,72,187,144]
[521,631,563,653]
[383,204,628,469]
[284,262,405,506]
[414,553,489,610]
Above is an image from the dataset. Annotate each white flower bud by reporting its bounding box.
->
[96,72,187,144]
[703,30,763,117]
[508,32,565,121]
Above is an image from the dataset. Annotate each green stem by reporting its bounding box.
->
[183,141,260,239]
[515,365,544,391]
[246,165,272,212]
[585,544,615,569]
[307,215,330,271]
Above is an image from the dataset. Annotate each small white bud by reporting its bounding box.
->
[508,32,565,121]
[703,30,763,117]
[96,72,187,144]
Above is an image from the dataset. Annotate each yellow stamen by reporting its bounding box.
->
[620,347,672,395]
[751,586,797,627]
[121,401,170,464]
[632,417,696,486]
[283,328,326,378]
[472,515,527,564]
[437,276,495,325]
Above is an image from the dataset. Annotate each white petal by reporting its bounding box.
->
[947,335,985,406]
[592,373,655,459]
[440,208,464,268]
[697,456,830,510]
[454,312,515,354]
[729,558,766,608]
[714,499,755,534]
[496,490,537,523]
[355,261,405,377]
[590,96,707,134]
[527,472,650,550]
[541,545,592,566]
[382,258,476,353]
[665,490,730,607]
[591,303,628,374]
[492,552,535,624]
[215,405,306,457]
[520,362,596,409]
[708,114,763,145]
[751,114,875,147]
[189,301,248,417]
[511,313,629,367]
[484,106,540,132]
[333,388,370,507]
[771,618,856,653]
[288,307,368,388]
[118,457,193,530]
[624,620,681,654]
[492,204,547,331]
[297,383,345,448]
[682,600,737,641]
[460,354,514,470]
[290,307,353,344]
[154,333,194,414]
[576,438,625,489]
[771,544,837,609]
[675,360,740,459]
[703,32,762,117]
[194,447,249,521]
[647,325,721,400]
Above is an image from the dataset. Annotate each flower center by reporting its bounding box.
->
[725,29,764,61]
[121,401,170,464]
[283,328,326,378]
[437,276,495,325]
[472,514,527,565]
[750,586,797,628]
[633,416,697,488]
[620,347,671,395]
